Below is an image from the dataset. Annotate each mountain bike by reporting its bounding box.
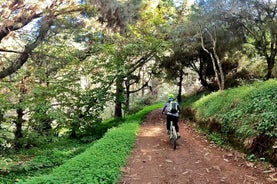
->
[169,121,178,150]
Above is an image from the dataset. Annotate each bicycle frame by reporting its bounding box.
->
[169,121,177,150]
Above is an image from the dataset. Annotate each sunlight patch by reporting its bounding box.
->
[141,126,162,137]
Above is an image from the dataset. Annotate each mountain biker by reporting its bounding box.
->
[161,94,181,138]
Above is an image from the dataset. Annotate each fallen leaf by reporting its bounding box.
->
[182,171,189,175]
[212,166,221,172]
[195,160,201,164]
[263,168,275,173]
[120,167,130,173]
[223,158,229,162]
[226,153,233,157]
[269,173,277,181]
[244,175,257,181]
[246,162,255,168]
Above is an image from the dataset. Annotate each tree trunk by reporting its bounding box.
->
[198,54,215,91]
[14,77,28,150]
[266,56,275,80]
[212,47,225,90]
[177,69,183,103]
[14,106,24,150]
[125,80,130,113]
[208,52,222,89]
[114,77,124,118]
[200,27,224,90]
[141,67,145,97]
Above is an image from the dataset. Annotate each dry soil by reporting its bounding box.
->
[119,109,276,184]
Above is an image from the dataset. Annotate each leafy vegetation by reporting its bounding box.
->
[0,104,162,184]
[0,0,276,180]
[191,79,277,164]
[18,123,139,184]
[0,139,90,184]
[0,114,125,183]
[207,132,225,146]
[193,79,277,137]
[1,0,276,152]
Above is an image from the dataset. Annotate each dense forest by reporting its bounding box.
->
[0,0,276,182]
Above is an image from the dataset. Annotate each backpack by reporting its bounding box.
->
[169,101,178,113]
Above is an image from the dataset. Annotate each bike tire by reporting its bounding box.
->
[170,121,177,150]
[172,138,177,150]
[171,127,177,150]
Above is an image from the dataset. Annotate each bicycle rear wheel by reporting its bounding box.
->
[171,126,177,150]
[171,138,177,150]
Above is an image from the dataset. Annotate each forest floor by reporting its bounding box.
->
[118,110,277,184]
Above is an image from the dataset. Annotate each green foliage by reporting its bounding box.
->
[181,92,208,109]
[0,139,90,184]
[193,79,277,138]
[126,103,163,123]
[247,154,256,162]
[16,103,161,184]
[128,94,158,114]
[207,132,225,146]
[189,79,277,165]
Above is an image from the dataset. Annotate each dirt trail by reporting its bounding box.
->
[119,110,276,184]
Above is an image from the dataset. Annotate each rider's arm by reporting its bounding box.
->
[161,104,167,114]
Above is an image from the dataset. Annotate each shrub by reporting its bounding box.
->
[0,138,90,184]
[128,94,158,114]
[17,103,162,184]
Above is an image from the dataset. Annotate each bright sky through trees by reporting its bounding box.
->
[174,0,194,7]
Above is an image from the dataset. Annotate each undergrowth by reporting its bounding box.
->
[193,79,277,138]
[191,79,277,164]
[0,139,90,184]
[14,103,162,184]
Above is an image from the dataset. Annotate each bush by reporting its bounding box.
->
[16,103,162,184]
[0,139,90,184]
[128,94,158,114]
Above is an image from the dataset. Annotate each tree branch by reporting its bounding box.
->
[0,3,42,42]
[0,49,24,54]
[129,73,152,94]
[0,14,55,79]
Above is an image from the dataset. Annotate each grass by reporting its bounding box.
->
[193,79,277,138]
[13,103,163,184]
[0,139,90,184]
[190,79,277,165]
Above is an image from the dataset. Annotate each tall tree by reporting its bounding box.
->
[199,25,225,90]
[0,0,121,147]
[235,0,277,79]
[108,0,171,117]
[186,0,247,90]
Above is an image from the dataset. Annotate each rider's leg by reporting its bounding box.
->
[173,116,180,138]
[166,115,171,134]
[172,116,179,131]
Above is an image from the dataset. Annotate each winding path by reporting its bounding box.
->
[119,110,276,184]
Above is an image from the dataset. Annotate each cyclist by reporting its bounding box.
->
[161,94,181,138]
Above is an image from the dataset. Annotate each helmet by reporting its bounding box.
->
[168,94,175,101]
